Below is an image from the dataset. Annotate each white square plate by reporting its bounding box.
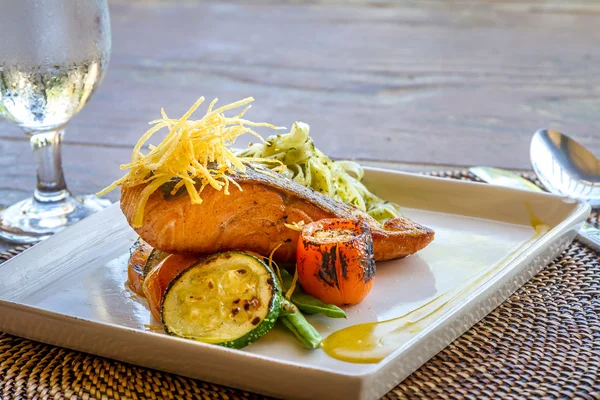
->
[0,168,589,399]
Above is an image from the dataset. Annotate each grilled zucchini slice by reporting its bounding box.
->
[161,252,281,349]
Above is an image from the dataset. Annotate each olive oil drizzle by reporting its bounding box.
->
[322,218,550,364]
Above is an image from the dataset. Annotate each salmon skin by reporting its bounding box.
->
[121,165,434,262]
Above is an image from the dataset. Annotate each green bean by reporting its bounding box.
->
[279,297,298,317]
[278,290,321,348]
[293,292,346,318]
[280,270,347,319]
[279,268,294,286]
[280,312,322,349]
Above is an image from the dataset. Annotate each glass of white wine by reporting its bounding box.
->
[0,0,112,243]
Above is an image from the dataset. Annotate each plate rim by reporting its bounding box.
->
[0,166,591,399]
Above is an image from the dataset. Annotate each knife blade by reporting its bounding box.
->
[469,166,600,251]
[469,166,542,192]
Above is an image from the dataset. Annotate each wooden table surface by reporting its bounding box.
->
[0,0,599,245]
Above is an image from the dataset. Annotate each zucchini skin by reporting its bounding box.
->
[161,251,282,349]
[223,288,281,349]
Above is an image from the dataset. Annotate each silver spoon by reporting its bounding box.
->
[531,129,600,249]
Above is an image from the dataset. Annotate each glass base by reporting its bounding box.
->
[0,194,112,244]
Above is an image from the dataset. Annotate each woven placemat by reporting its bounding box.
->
[1,171,599,400]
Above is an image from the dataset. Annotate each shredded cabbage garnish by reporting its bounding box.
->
[97,97,284,228]
[237,122,400,223]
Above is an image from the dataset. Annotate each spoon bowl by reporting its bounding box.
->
[530,129,600,207]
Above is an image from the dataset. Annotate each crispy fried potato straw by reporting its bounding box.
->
[98,97,284,227]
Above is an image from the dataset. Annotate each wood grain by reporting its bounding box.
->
[0,139,126,207]
[0,138,452,209]
[1,0,599,169]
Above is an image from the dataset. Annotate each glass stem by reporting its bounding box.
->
[30,129,70,203]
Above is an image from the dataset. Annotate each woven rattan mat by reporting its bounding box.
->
[1,171,599,400]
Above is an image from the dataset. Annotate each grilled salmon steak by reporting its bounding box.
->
[121,165,434,262]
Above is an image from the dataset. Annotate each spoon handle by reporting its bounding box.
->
[578,222,600,251]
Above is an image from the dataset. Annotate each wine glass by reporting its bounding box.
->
[0,0,112,244]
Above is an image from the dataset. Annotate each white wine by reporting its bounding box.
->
[0,58,106,132]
